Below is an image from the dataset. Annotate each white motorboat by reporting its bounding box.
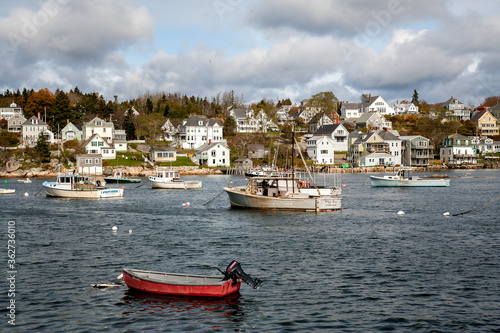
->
[18,178,32,183]
[0,188,15,194]
[370,166,450,187]
[149,167,202,189]
[43,173,124,198]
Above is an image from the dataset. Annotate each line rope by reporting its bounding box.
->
[452,195,500,216]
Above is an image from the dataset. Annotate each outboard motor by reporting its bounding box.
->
[221,261,262,289]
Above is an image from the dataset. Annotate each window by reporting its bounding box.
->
[95,159,99,164]
[85,159,92,164]
[321,150,328,154]
[211,151,216,156]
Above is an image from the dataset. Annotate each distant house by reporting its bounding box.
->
[360,95,395,115]
[308,113,334,134]
[195,142,230,167]
[470,110,498,136]
[150,146,176,163]
[340,102,361,119]
[399,135,433,167]
[234,158,253,170]
[0,102,23,120]
[393,100,419,114]
[178,115,223,149]
[114,129,128,152]
[312,124,349,152]
[7,113,26,132]
[81,133,116,159]
[441,96,470,121]
[299,99,324,124]
[247,144,268,159]
[61,122,83,141]
[161,119,178,141]
[82,117,114,143]
[470,136,495,154]
[360,151,396,167]
[377,130,402,165]
[76,154,103,175]
[490,103,500,120]
[21,115,54,147]
[306,135,335,164]
[347,131,392,167]
[440,133,477,165]
[229,108,278,133]
[355,112,392,131]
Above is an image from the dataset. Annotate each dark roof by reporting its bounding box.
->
[313,124,342,135]
[183,115,218,127]
[151,146,176,152]
[377,130,401,141]
[441,96,464,106]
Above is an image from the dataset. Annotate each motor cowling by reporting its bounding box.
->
[223,261,262,289]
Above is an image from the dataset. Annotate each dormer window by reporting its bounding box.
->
[198,121,203,126]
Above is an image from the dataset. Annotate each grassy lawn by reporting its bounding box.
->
[158,156,198,167]
[104,152,145,167]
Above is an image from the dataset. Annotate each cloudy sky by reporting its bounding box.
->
[1,0,499,106]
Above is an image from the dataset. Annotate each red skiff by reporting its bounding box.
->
[122,268,242,297]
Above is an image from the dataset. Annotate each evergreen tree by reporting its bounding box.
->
[223,116,237,137]
[123,111,136,140]
[51,91,73,132]
[412,89,419,106]
[33,134,51,163]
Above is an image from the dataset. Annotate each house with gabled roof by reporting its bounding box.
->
[470,110,498,136]
[61,121,83,141]
[490,103,500,120]
[76,154,103,175]
[399,135,433,167]
[82,116,114,143]
[81,133,116,159]
[229,108,278,133]
[0,102,23,120]
[308,113,334,134]
[177,115,223,149]
[7,113,26,132]
[377,130,402,165]
[360,151,396,167]
[393,100,419,114]
[340,102,361,119]
[355,112,392,131]
[195,141,230,167]
[306,135,335,165]
[360,94,395,115]
[347,131,391,167]
[150,146,176,163]
[313,124,349,151]
[441,96,470,121]
[21,115,54,147]
[440,133,477,165]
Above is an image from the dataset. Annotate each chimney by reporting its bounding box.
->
[67,119,69,124]
[369,94,371,102]
[38,112,40,119]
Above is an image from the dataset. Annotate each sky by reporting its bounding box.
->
[1,0,499,107]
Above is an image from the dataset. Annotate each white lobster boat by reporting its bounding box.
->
[43,173,124,198]
[224,175,342,212]
[370,166,450,187]
[149,167,202,189]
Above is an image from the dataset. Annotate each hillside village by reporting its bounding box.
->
[1,88,500,176]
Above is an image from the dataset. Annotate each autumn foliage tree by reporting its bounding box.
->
[24,88,55,119]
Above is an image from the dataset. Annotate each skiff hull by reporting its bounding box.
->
[122,268,241,297]
[150,180,202,189]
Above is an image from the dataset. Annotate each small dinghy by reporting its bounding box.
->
[123,261,261,297]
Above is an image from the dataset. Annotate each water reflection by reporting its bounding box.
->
[122,290,245,331]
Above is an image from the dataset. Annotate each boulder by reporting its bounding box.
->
[5,159,21,173]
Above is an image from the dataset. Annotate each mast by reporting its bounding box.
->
[291,126,295,192]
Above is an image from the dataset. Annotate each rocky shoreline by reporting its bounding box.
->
[1,162,498,179]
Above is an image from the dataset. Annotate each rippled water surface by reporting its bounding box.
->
[1,169,499,332]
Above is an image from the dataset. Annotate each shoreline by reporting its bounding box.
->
[1,163,498,179]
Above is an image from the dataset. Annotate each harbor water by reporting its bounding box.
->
[1,169,499,332]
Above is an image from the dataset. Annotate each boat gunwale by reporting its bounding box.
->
[123,268,228,286]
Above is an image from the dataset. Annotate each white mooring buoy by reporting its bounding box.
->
[397,210,405,215]
[112,226,118,232]
[443,212,450,216]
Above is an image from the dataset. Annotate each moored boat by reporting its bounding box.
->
[149,167,202,189]
[43,172,124,198]
[122,261,261,297]
[224,175,342,212]
[0,188,15,194]
[103,170,141,184]
[370,166,450,187]
[18,178,32,183]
